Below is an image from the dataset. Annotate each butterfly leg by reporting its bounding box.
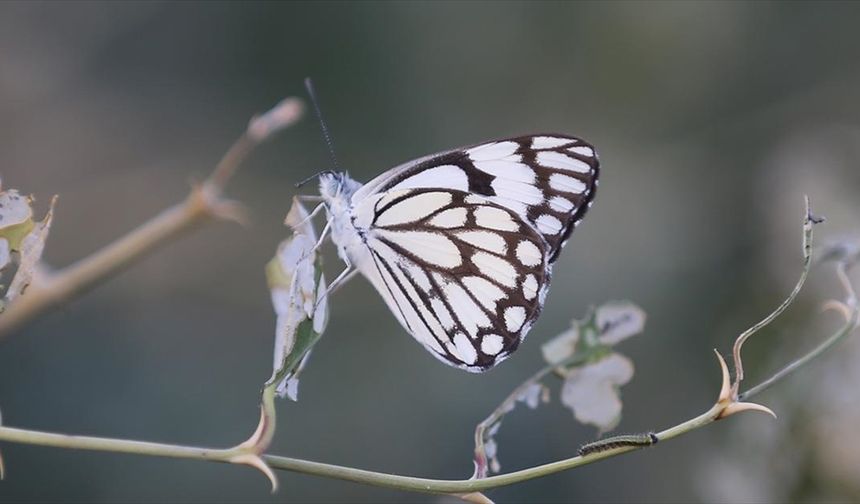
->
[288,201,327,232]
[314,260,356,307]
[312,219,332,252]
[323,267,359,297]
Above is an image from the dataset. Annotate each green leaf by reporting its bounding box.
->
[265,198,329,401]
[267,263,326,399]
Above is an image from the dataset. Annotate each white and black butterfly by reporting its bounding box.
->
[310,134,599,372]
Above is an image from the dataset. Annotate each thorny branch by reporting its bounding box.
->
[1,195,857,499]
[0,98,304,339]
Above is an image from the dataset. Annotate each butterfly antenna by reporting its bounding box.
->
[294,170,335,188]
[305,77,340,173]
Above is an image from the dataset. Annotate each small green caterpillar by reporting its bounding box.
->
[578,432,659,456]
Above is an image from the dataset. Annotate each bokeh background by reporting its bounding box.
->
[2,1,860,502]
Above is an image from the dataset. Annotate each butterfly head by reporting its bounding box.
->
[319,171,361,205]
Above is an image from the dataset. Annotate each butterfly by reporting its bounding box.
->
[312,134,599,372]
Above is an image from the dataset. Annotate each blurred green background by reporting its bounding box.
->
[2,1,860,502]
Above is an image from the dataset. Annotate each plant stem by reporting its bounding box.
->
[0,287,854,496]
[1,224,856,496]
[0,402,717,495]
[0,425,238,462]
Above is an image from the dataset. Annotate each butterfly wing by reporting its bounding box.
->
[353,134,599,262]
[350,188,550,371]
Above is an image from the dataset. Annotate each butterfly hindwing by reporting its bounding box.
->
[357,188,550,371]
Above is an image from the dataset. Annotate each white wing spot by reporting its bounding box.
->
[537,151,591,173]
[481,334,505,356]
[377,230,461,268]
[471,251,517,288]
[376,191,453,227]
[549,195,575,212]
[428,207,467,229]
[431,297,456,330]
[408,263,432,292]
[388,165,469,192]
[441,277,492,337]
[535,214,563,235]
[456,230,507,255]
[474,160,535,183]
[486,196,529,220]
[504,306,526,332]
[474,206,518,232]
[532,136,573,149]
[568,146,594,157]
[467,141,519,161]
[462,276,506,310]
[522,274,538,300]
[515,240,542,267]
[549,173,587,194]
[453,332,478,365]
[491,177,544,206]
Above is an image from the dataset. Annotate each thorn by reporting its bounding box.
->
[714,349,733,403]
[720,402,777,419]
[187,183,250,225]
[229,453,278,493]
[455,491,495,504]
[211,199,250,227]
[821,299,853,322]
[227,397,278,492]
[713,349,776,420]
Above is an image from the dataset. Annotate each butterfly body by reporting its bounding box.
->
[318,134,599,372]
[318,172,365,265]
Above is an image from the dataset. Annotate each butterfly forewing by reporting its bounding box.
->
[357,188,550,371]
[355,134,599,262]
